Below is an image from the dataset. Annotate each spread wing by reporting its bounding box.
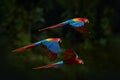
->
[69,18,89,34]
[42,44,57,61]
[69,21,84,27]
[42,41,61,53]
[63,49,77,64]
[71,26,89,34]
[41,41,61,61]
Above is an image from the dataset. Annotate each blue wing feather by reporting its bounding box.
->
[42,41,61,53]
[61,19,84,27]
[61,20,72,25]
[69,21,84,27]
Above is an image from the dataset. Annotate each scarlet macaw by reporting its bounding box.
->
[12,38,61,61]
[33,49,84,69]
[38,18,89,34]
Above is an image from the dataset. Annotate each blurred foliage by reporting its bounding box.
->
[0,0,120,80]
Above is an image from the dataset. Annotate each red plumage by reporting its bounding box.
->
[71,26,89,34]
[63,49,83,64]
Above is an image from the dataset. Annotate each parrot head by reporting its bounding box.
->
[76,18,89,23]
[76,59,84,64]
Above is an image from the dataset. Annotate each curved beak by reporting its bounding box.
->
[80,60,84,64]
[77,59,84,64]
[59,39,62,43]
[85,19,89,24]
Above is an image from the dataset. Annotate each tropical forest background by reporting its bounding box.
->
[0,0,120,80]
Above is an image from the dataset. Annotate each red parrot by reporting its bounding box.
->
[12,38,61,61]
[33,49,84,69]
[38,18,89,34]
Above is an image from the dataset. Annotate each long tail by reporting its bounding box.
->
[38,19,71,31]
[32,64,57,69]
[12,41,42,52]
[32,61,63,69]
[12,44,36,52]
[38,24,64,31]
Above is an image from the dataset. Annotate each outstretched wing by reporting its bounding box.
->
[33,61,63,69]
[42,41,61,53]
[42,44,57,61]
[63,49,77,64]
[12,40,42,52]
[69,21,84,27]
[71,26,89,34]
[41,41,61,61]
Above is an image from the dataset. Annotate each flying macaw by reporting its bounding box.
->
[38,17,89,34]
[12,38,61,61]
[33,49,84,69]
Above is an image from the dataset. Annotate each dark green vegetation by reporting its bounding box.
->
[0,0,120,80]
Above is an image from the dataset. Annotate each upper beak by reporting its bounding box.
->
[81,61,84,64]
[59,40,62,43]
[86,20,89,23]
[85,19,89,23]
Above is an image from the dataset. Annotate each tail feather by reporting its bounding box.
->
[38,24,63,31]
[12,44,35,52]
[32,64,57,69]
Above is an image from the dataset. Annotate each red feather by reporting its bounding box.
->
[33,63,57,69]
[38,24,63,31]
[63,49,77,64]
[12,44,35,52]
[71,26,89,34]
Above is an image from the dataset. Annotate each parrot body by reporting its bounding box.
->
[38,18,89,34]
[33,49,84,69]
[12,38,61,61]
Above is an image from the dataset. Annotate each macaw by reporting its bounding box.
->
[33,49,84,69]
[38,18,89,34]
[12,38,61,61]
